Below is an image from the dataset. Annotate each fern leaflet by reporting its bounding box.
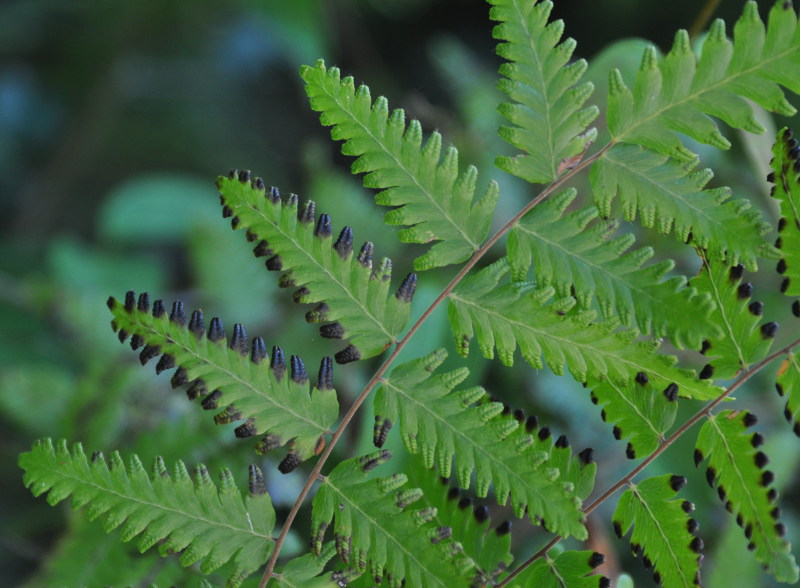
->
[695,410,798,582]
[217,172,415,363]
[301,60,499,271]
[612,474,703,587]
[490,0,598,183]
[507,188,719,348]
[507,550,609,588]
[374,349,594,539]
[770,126,800,300]
[607,1,800,160]
[777,353,800,436]
[448,258,720,400]
[275,543,338,587]
[19,439,274,587]
[590,143,775,269]
[108,292,338,468]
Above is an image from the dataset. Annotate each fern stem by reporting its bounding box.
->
[498,335,800,587]
[258,144,612,587]
[688,0,722,41]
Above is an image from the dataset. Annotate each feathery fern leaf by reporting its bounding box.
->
[19,439,275,587]
[777,353,800,437]
[217,172,415,363]
[769,126,800,300]
[507,188,718,348]
[107,293,337,468]
[448,258,720,400]
[588,377,678,460]
[690,255,777,380]
[612,474,703,587]
[695,410,798,582]
[489,0,598,183]
[374,349,594,540]
[507,550,609,588]
[310,451,475,587]
[607,0,800,160]
[590,144,775,269]
[275,543,338,587]
[301,59,499,271]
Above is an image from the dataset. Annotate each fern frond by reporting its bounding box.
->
[300,60,499,271]
[19,439,274,587]
[448,258,720,400]
[588,378,678,460]
[275,543,338,587]
[690,255,777,380]
[217,172,415,363]
[770,126,800,300]
[507,188,719,348]
[107,292,337,469]
[607,0,800,160]
[695,410,798,582]
[590,144,775,269]
[489,0,598,183]
[777,353,800,436]
[612,474,703,587]
[374,349,594,540]
[310,451,475,587]
[507,550,609,588]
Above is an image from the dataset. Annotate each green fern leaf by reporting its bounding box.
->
[108,293,337,467]
[490,0,598,183]
[769,126,800,300]
[612,474,703,588]
[588,377,678,460]
[607,1,800,160]
[300,59,499,271]
[690,254,777,380]
[19,439,275,587]
[590,144,775,269]
[507,550,609,588]
[777,353,800,436]
[276,543,339,587]
[507,188,719,348]
[374,349,594,540]
[217,172,414,362]
[695,410,798,582]
[448,258,720,400]
[310,451,476,587]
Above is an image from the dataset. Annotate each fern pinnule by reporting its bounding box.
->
[769,126,800,300]
[777,353,800,437]
[108,292,338,469]
[507,549,609,587]
[218,171,415,364]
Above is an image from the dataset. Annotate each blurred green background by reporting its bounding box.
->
[2,0,797,586]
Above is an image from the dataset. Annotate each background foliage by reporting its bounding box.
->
[2,0,798,586]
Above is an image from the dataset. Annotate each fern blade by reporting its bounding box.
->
[769,126,800,299]
[507,550,609,587]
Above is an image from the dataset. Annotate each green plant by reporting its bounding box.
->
[18,0,800,585]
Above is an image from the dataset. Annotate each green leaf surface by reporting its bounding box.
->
[508,550,609,588]
[490,0,598,183]
[613,474,702,588]
[19,439,274,587]
[607,1,800,159]
[695,410,798,582]
[590,143,775,270]
[778,353,800,436]
[769,126,800,298]
[448,258,720,400]
[275,543,339,587]
[108,293,338,464]
[508,188,719,348]
[375,349,594,540]
[301,59,499,271]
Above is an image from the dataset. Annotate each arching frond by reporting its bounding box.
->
[690,255,777,380]
[490,0,598,183]
[301,60,499,271]
[777,353,800,436]
[588,378,678,460]
[19,439,274,587]
[507,550,609,588]
[448,259,720,400]
[217,172,415,363]
[310,451,476,587]
[590,144,775,269]
[612,474,703,588]
[108,292,338,469]
[608,1,800,160]
[695,410,798,583]
[374,349,594,540]
[769,126,800,300]
[507,188,719,348]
